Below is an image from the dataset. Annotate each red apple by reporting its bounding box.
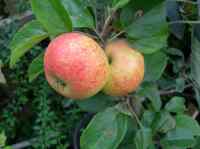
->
[103,40,144,96]
[44,32,109,99]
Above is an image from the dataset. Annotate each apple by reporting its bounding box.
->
[103,40,144,96]
[44,32,109,99]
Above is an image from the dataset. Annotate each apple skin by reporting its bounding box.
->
[103,40,144,96]
[44,32,109,99]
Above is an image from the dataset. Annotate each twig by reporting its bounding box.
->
[11,138,36,149]
[108,30,125,42]
[100,11,115,39]
[7,132,59,149]
[168,0,197,4]
[192,110,199,119]
[127,97,143,128]
[160,83,193,95]
[168,20,200,25]
[0,11,33,28]
[93,28,105,46]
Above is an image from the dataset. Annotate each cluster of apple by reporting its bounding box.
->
[44,32,144,100]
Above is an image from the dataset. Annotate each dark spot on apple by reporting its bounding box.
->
[56,78,67,87]
[108,56,112,64]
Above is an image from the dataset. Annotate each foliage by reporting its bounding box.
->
[0,16,83,148]
[1,0,200,148]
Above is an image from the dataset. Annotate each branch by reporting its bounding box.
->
[126,97,143,128]
[100,11,115,39]
[0,11,33,28]
[11,138,35,149]
[168,20,200,25]
[160,83,193,95]
[168,0,197,4]
[108,30,125,42]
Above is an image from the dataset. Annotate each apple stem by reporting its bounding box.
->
[93,28,105,47]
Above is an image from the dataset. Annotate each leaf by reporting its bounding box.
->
[112,0,130,10]
[126,2,168,54]
[4,147,13,149]
[148,144,156,149]
[165,96,186,113]
[194,88,200,108]
[80,107,128,149]
[115,103,131,117]
[0,60,6,84]
[28,52,44,82]
[126,2,167,39]
[193,136,200,149]
[131,35,168,54]
[151,111,176,133]
[120,0,163,27]
[161,128,195,148]
[49,0,72,30]
[0,131,6,147]
[135,127,152,149]
[141,111,155,128]
[9,20,48,68]
[61,0,94,28]
[175,78,185,92]
[191,36,200,87]
[166,0,185,39]
[144,51,168,82]
[139,83,161,111]
[191,34,200,108]
[118,118,138,149]
[31,0,72,37]
[76,93,115,113]
[0,69,6,84]
[162,145,185,149]
[176,114,200,136]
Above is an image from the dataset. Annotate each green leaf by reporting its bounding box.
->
[191,37,200,86]
[191,36,200,108]
[126,2,167,39]
[118,118,138,149]
[127,2,168,54]
[194,88,200,109]
[131,35,168,54]
[165,96,186,113]
[0,61,6,84]
[135,127,152,149]
[115,103,131,117]
[31,0,72,37]
[162,145,185,149]
[148,144,156,149]
[112,0,130,10]
[80,108,128,149]
[152,111,175,133]
[176,114,200,136]
[120,0,163,27]
[141,111,155,128]
[9,20,48,68]
[193,136,200,149]
[61,0,94,28]
[144,51,168,82]
[175,78,185,92]
[28,52,44,82]
[139,83,161,111]
[161,128,195,148]
[4,146,13,149]
[76,93,115,113]
[0,131,6,147]
[49,0,72,30]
